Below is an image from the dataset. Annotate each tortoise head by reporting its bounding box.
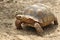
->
[16,15,27,21]
[16,15,21,20]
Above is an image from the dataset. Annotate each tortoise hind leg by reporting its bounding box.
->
[34,23,44,35]
[15,20,22,30]
[54,18,58,25]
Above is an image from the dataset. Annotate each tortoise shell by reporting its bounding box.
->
[21,4,55,26]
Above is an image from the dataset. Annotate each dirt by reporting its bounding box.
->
[0,0,60,40]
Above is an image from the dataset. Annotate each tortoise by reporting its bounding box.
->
[15,4,58,34]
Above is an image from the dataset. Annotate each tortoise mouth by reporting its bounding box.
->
[16,15,39,22]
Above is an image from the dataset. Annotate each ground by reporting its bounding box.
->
[0,0,60,40]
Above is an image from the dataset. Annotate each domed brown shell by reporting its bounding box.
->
[23,4,55,26]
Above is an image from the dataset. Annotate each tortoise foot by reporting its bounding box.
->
[54,19,58,25]
[34,23,44,35]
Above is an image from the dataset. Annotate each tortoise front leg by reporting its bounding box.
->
[34,23,44,35]
[15,20,22,30]
[21,23,27,30]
